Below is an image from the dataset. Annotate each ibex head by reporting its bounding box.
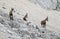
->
[45,16,48,21]
[23,13,28,21]
[11,8,14,11]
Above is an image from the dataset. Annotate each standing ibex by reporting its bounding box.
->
[23,13,28,21]
[9,8,14,20]
[41,16,48,28]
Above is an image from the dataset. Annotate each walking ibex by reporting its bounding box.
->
[23,13,28,21]
[41,16,48,28]
[9,8,14,20]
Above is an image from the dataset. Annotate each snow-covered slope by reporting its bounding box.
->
[29,0,60,10]
[0,0,60,32]
[1,0,60,32]
[29,0,57,9]
[0,9,60,39]
[0,0,60,39]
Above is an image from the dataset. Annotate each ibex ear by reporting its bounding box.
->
[26,13,28,15]
[26,13,28,17]
[46,16,48,21]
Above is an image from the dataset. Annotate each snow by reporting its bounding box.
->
[0,0,60,39]
[29,0,60,10]
[29,0,57,9]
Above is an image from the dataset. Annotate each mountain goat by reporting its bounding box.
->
[9,8,14,20]
[41,16,48,28]
[23,13,28,21]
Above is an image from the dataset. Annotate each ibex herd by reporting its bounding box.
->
[9,8,48,28]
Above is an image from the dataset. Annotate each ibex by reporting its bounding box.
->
[41,16,48,28]
[9,8,14,20]
[23,13,28,21]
